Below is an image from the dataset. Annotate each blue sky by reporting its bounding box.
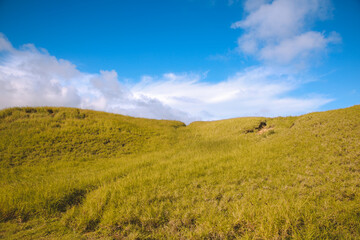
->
[0,0,359,123]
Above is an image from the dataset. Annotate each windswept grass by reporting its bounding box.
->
[0,106,359,239]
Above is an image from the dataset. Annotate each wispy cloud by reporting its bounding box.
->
[133,68,332,121]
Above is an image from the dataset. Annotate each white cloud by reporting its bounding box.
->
[232,0,338,64]
[0,43,81,108]
[0,34,332,124]
[133,68,332,121]
[0,35,193,123]
[260,31,328,63]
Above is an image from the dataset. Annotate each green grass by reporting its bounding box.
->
[0,106,359,239]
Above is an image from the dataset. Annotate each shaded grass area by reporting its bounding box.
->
[0,106,360,239]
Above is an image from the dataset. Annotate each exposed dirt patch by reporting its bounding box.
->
[244,121,268,134]
[257,127,274,135]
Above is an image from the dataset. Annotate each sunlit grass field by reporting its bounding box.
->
[0,106,359,239]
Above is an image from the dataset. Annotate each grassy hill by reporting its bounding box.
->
[0,106,359,239]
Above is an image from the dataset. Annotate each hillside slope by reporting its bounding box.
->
[0,106,359,239]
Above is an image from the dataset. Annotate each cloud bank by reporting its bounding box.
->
[0,34,190,122]
[0,32,333,124]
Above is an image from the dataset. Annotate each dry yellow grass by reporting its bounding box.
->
[0,105,359,239]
